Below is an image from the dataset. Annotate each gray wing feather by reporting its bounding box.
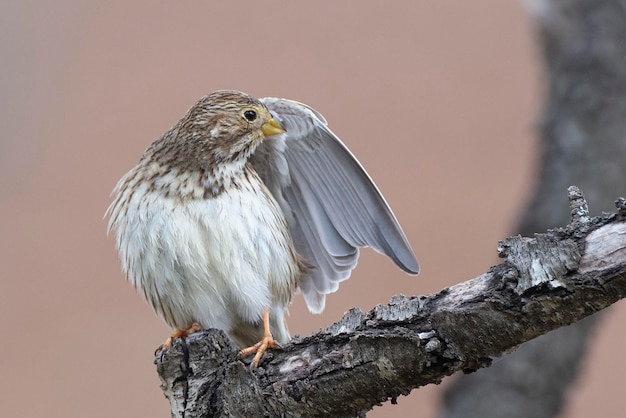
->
[252,97,419,313]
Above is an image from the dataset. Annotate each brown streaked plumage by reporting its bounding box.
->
[107,90,419,368]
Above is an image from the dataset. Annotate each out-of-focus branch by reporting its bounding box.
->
[441,2,626,416]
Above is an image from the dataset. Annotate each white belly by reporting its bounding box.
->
[114,175,299,334]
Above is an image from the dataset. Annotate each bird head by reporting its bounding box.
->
[138,90,286,197]
[178,90,285,165]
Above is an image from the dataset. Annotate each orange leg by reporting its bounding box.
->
[237,307,280,368]
[156,322,202,355]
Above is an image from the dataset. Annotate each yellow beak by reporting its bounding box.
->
[262,119,286,137]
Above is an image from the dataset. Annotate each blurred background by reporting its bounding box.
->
[2,1,624,417]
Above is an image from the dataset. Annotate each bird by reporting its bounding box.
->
[107,90,419,368]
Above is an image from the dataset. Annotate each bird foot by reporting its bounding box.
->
[237,333,281,368]
[155,322,202,356]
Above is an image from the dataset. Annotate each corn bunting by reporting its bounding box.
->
[107,90,419,367]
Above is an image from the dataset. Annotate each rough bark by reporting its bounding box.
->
[156,188,626,418]
[441,1,626,417]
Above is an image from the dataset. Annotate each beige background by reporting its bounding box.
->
[2,2,624,417]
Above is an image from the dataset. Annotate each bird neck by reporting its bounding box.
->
[201,157,251,197]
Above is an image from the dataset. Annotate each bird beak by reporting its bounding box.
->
[262,119,286,137]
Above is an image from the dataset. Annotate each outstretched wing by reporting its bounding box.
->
[251,97,419,313]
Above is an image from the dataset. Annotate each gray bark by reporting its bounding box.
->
[156,188,626,418]
[440,1,626,417]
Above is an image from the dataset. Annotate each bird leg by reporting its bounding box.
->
[237,307,280,368]
[156,322,202,355]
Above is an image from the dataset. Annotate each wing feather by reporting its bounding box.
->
[251,97,419,313]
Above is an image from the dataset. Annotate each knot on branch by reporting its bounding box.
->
[567,185,591,229]
[615,197,626,217]
[497,235,580,294]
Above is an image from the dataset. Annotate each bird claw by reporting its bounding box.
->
[237,334,281,368]
[154,337,172,357]
[155,322,202,357]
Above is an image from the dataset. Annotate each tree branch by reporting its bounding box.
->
[156,187,626,418]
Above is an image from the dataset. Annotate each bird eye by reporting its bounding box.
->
[243,110,257,122]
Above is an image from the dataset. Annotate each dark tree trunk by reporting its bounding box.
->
[440,1,626,417]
